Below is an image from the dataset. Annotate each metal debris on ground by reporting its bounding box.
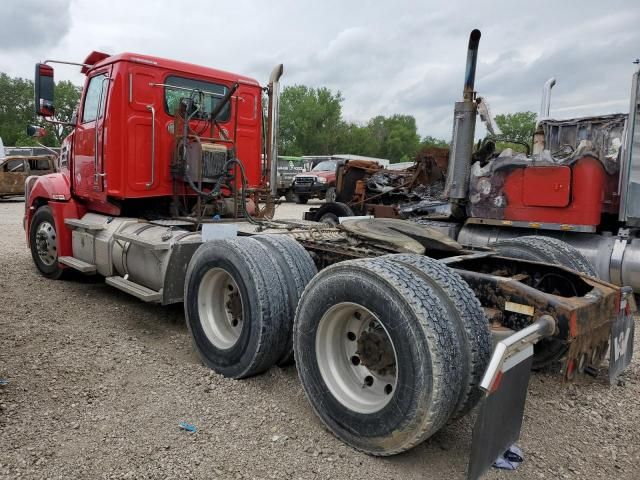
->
[492,445,524,471]
[178,422,197,433]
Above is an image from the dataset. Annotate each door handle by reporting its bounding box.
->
[146,104,156,189]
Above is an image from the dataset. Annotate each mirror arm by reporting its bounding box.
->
[42,117,75,128]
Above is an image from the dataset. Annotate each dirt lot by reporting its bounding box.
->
[1,198,638,479]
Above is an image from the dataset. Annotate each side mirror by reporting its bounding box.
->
[34,63,55,117]
[26,125,47,138]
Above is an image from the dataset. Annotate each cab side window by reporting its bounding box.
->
[81,74,108,123]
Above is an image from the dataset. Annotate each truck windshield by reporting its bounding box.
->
[312,160,337,171]
[164,76,231,121]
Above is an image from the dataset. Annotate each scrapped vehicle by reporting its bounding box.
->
[0,155,56,198]
[275,155,308,201]
[292,158,343,203]
[24,31,635,480]
[293,155,391,204]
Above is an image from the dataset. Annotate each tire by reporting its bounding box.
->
[284,190,296,203]
[325,186,337,203]
[314,202,354,226]
[492,235,596,276]
[253,234,318,366]
[295,195,309,205]
[384,254,491,418]
[29,205,66,280]
[184,237,290,378]
[491,235,596,369]
[294,258,463,455]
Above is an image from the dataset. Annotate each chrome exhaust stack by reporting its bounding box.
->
[445,29,481,203]
[538,77,556,124]
[266,64,284,197]
[533,78,556,155]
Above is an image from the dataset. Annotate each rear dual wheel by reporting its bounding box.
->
[294,255,490,455]
[184,235,316,378]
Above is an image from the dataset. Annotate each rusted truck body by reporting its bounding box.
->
[0,155,56,198]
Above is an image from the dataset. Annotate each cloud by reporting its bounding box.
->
[0,0,638,140]
[0,0,72,51]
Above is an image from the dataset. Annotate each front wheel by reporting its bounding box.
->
[295,195,309,204]
[29,206,65,279]
[284,189,296,203]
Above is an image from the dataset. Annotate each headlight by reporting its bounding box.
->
[317,177,327,184]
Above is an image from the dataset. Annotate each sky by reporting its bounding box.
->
[1,0,639,139]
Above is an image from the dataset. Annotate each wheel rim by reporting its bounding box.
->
[198,268,244,349]
[35,220,58,266]
[316,302,398,414]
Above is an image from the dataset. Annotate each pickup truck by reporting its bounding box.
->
[292,158,343,204]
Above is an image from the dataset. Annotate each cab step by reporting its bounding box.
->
[58,256,97,274]
[105,276,162,302]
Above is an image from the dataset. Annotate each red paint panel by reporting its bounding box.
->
[522,166,571,207]
[503,156,605,226]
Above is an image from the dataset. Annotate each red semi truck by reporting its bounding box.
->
[23,36,634,476]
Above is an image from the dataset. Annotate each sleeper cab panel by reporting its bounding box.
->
[503,157,605,226]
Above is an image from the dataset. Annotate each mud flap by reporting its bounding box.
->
[466,345,534,480]
[608,288,635,384]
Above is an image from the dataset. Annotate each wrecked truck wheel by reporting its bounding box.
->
[184,237,290,379]
[314,202,354,226]
[29,205,66,280]
[284,190,296,203]
[294,258,463,455]
[253,234,318,366]
[491,235,597,369]
[492,236,597,277]
[325,186,337,203]
[384,254,491,418]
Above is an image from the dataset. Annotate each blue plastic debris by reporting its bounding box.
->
[0,379,8,386]
[493,445,523,471]
[178,421,197,433]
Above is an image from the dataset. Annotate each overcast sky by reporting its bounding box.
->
[1,0,639,138]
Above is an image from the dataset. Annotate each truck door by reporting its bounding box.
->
[73,68,111,199]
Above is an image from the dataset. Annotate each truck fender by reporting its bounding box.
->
[24,172,83,259]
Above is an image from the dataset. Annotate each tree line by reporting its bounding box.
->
[278,85,450,162]
[0,73,80,147]
[0,72,536,159]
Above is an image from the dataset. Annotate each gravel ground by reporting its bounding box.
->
[0,198,638,479]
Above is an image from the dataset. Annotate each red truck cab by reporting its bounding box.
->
[26,51,266,260]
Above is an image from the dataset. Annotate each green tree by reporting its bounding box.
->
[0,73,81,147]
[420,135,449,149]
[494,111,537,153]
[0,73,34,146]
[278,85,344,156]
[365,114,420,162]
[277,85,422,162]
[50,80,82,144]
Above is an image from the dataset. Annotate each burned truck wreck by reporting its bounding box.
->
[305,33,640,296]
